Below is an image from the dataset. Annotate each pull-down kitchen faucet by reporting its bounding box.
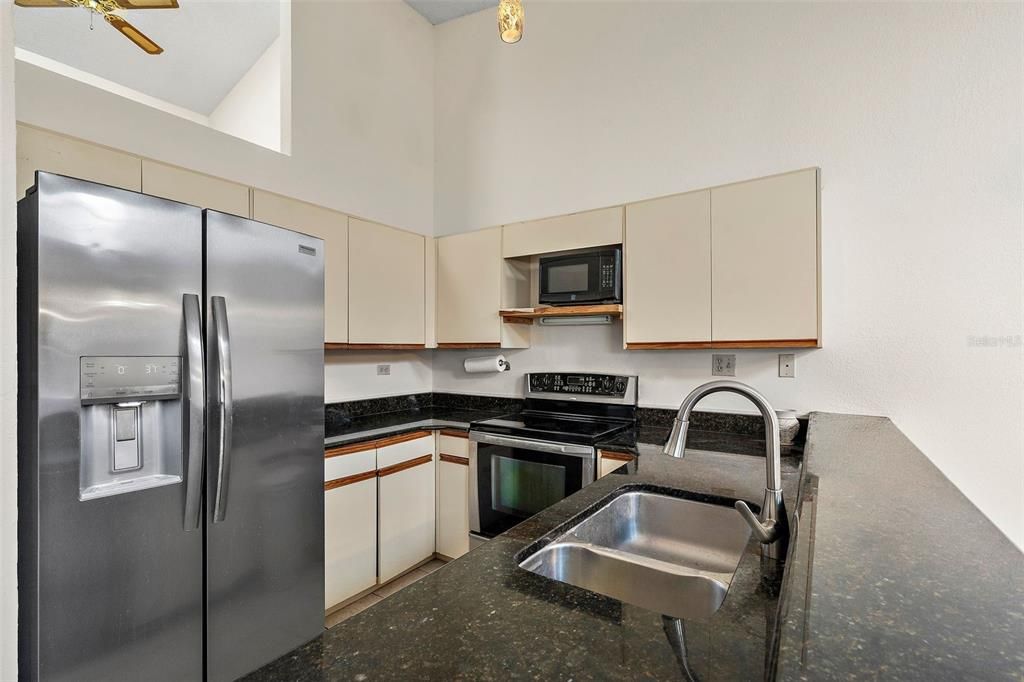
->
[663,380,789,560]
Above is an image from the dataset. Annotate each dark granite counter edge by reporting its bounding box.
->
[324,419,472,448]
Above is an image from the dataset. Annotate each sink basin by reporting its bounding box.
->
[518,490,752,620]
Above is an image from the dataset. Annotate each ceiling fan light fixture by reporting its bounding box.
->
[497,0,524,44]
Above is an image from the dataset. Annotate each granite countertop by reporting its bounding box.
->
[596,424,805,460]
[251,429,804,681]
[263,413,1024,680]
[324,406,511,447]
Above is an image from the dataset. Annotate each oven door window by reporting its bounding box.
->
[476,443,588,538]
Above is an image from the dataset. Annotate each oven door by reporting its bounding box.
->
[469,432,596,539]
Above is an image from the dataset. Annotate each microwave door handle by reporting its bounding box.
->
[211,296,234,523]
[182,294,205,531]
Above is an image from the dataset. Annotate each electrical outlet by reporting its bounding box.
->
[712,354,736,377]
[778,354,795,378]
[376,364,391,376]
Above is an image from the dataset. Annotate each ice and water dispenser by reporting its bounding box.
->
[79,356,184,500]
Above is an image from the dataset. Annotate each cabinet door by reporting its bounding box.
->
[324,447,377,609]
[16,124,142,196]
[625,190,711,346]
[378,455,436,583]
[435,433,470,559]
[325,479,377,610]
[436,227,502,344]
[253,190,349,343]
[711,169,819,343]
[502,206,623,258]
[141,159,250,216]
[348,218,426,345]
[598,451,634,478]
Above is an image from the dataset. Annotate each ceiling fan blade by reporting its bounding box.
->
[115,0,179,9]
[105,14,163,55]
[14,0,71,7]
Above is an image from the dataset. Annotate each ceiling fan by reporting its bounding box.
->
[14,0,179,55]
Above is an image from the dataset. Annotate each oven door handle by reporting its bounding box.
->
[469,431,595,458]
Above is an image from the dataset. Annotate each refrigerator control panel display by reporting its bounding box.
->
[80,356,181,404]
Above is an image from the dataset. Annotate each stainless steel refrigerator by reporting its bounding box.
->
[17,172,326,681]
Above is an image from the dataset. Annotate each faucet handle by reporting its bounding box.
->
[734,500,780,544]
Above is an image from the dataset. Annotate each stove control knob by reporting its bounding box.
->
[600,376,614,393]
[614,378,627,393]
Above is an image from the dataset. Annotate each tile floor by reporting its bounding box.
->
[325,558,447,629]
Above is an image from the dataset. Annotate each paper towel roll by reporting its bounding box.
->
[464,355,510,374]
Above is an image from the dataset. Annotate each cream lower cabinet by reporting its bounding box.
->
[16,124,142,196]
[435,433,470,559]
[711,169,820,344]
[324,447,378,610]
[624,190,712,347]
[253,190,349,343]
[348,218,426,345]
[141,159,250,216]
[377,433,436,583]
[598,450,635,478]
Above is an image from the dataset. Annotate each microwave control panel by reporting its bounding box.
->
[528,372,631,397]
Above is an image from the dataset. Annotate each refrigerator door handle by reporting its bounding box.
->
[211,296,234,523]
[182,294,206,531]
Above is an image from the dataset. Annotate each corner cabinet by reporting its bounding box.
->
[377,433,436,583]
[253,190,349,343]
[710,169,820,345]
[348,219,426,346]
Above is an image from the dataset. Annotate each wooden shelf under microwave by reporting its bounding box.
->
[498,304,623,325]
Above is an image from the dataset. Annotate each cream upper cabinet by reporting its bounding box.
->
[141,159,250,216]
[436,227,503,344]
[502,206,623,258]
[424,237,438,348]
[711,169,820,343]
[16,124,142,196]
[624,190,712,346]
[253,190,349,343]
[348,218,426,345]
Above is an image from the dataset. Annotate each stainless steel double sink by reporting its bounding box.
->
[518,489,752,620]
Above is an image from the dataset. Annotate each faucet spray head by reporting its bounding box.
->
[663,417,690,458]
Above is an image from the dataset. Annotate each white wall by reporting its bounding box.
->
[210,37,283,152]
[434,2,1024,548]
[0,2,17,677]
[326,351,433,404]
[15,0,434,235]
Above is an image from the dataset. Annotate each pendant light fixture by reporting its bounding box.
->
[498,0,524,44]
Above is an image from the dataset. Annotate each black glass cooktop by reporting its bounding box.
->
[472,411,632,446]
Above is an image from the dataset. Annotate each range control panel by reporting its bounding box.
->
[80,356,181,405]
[528,372,632,397]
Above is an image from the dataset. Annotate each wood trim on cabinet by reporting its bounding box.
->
[325,343,427,351]
[439,453,470,466]
[499,304,623,325]
[377,454,434,478]
[438,429,469,439]
[324,470,377,490]
[325,441,377,458]
[436,343,501,349]
[625,339,818,350]
[599,450,636,462]
[325,430,432,459]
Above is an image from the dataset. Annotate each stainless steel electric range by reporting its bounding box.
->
[468,372,638,544]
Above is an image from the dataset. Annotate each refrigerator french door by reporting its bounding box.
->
[17,172,325,681]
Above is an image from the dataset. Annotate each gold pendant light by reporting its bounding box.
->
[498,0,524,44]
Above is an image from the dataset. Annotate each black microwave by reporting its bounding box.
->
[539,247,622,306]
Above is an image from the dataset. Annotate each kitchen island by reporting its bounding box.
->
[250,413,1024,680]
